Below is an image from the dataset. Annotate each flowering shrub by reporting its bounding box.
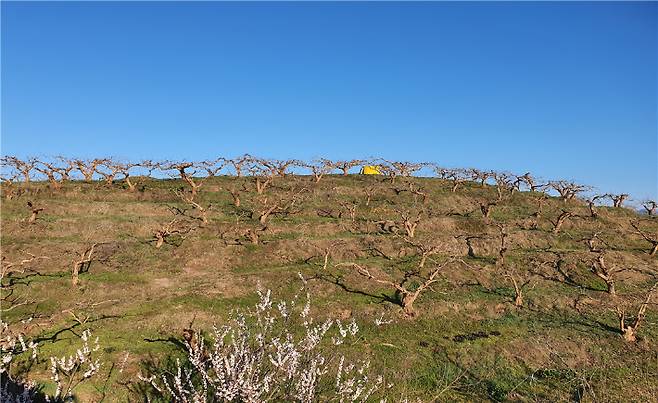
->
[0,325,103,403]
[48,329,102,401]
[139,281,388,402]
[1,319,40,403]
[1,320,39,373]
[2,266,389,402]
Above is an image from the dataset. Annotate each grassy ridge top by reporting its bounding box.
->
[2,173,657,401]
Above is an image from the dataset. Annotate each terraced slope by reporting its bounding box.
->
[2,174,657,401]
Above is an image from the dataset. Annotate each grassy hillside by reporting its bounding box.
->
[2,173,657,401]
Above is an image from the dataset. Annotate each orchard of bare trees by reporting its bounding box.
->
[1,154,657,401]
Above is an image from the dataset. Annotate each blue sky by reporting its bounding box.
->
[1,1,656,199]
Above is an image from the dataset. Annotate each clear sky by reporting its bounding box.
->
[1,1,656,199]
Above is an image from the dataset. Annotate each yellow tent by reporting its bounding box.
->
[360,165,382,175]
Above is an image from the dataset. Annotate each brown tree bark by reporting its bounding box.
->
[26,201,44,223]
[630,221,658,256]
[551,211,573,234]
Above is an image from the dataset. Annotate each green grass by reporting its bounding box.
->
[2,175,657,401]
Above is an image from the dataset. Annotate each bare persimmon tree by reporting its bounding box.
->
[549,181,589,202]
[363,186,376,207]
[615,282,658,342]
[334,159,364,176]
[502,263,535,308]
[160,161,205,197]
[54,156,77,181]
[2,156,38,183]
[304,240,347,271]
[394,180,428,204]
[630,220,658,256]
[73,158,103,182]
[339,200,358,223]
[372,219,399,235]
[200,157,229,178]
[174,189,211,225]
[113,162,143,192]
[219,220,269,246]
[513,172,533,191]
[495,223,509,266]
[71,243,98,287]
[243,226,269,245]
[26,201,44,223]
[338,257,465,317]
[434,167,468,193]
[247,160,276,194]
[95,158,132,186]
[262,158,304,177]
[582,232,605,254]
[642,200,657,216]
[139,159,158,178]
[479,199,497,223]
[584,194,607,219]
[609,193,629,208]
[407,182,429,204]
[33,161,63,190]
[493,172,515,199]
[0,174,21,200]
[527,192,549,230]
[223,225,268,246]
[468,168,494,187]
[152,218,195,249]
[381,160,423,178]
[226,154,254,177]
[584,234,619,295]
[396,207,425,238]
[402,236,448,269]
[550,210,573,234]
[492,226,535,307]
[519,172,547,192]
[251,188,307,225]
[305,159,335,183]
[225,186,244,207]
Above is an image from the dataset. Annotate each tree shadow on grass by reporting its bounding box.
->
[143,335,187,350]
[307,272,400,306]
[520,304,621,337]
[33,314,121,344]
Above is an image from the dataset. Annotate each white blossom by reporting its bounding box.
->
[141,289,386,402]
